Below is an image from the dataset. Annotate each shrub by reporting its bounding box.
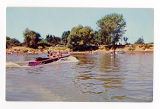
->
[22,49,28,53]
[143,44,153,50]
[128,45,135,51]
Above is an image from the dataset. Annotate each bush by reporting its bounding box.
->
[143,44,153,50]
[6,36,21,48]
[22,49,28,53]
[44,46,50,50]
[128,45,135,51]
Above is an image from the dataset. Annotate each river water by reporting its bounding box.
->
[6,52,153,102]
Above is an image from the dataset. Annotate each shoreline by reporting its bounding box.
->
[6,49,153,55]
[6,44,153,55]
[70,50,153,55]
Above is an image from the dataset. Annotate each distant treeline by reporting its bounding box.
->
[6,37,22,48]
[6,13,151,51]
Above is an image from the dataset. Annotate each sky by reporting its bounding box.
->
[6,8,153,44]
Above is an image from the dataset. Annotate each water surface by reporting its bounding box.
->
[6,52,153,102]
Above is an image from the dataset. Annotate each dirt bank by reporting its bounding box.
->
[6,44,153,55]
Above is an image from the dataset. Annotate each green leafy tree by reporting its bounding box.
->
[134,37,144,44]
[46,34,61,46]
[46,34,55,45]
[38,38,51,48]
[67,25,94,51]
[23,28,41,48]
[55,37,61,45]
[6,36,21,48]
[61,31,70,45]
[97,13,126,52]
[91,31,105,45]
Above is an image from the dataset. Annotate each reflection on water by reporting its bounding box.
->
[73,53,153,101]
[6,52,153,102]
[73,54,123,100]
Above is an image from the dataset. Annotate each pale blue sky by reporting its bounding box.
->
[6,8,153,43]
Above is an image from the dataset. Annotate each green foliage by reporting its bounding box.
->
[91,31,100,44]
[46,34,61,46]
[128,45,135,51]
[44,46,50,50]
[91,31,108,45]
[67,25,94,51]
[97,13,126,50]
[134,37,144,44]
[23,28,41,49]
[61,31,70,45]
[6,36,21,48]
[22,49,28,53]
[38,38,51,48]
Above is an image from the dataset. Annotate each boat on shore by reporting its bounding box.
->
[28,54,70,66]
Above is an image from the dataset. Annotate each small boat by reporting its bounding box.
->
[28,54,70,66]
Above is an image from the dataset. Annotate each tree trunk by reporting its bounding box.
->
[113,41,116,54]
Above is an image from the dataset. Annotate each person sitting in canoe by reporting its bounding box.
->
[52,50,57,58]
[57,50,62,58]
[47,50,55,58]
[50,52,53,58]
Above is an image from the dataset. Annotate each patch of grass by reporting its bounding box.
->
[54,46,68,50]
[44,46,50,50]
[22,49,28,53]
[128,45,135,51]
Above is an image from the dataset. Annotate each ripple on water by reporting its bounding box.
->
[6,53,153,102]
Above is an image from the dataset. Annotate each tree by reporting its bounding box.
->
[97,13,126,52]
[54,37,61,45]
[67,25,94,51]
[61,31,70,45]
[123,37,128,45]
[23,28,41,49]
[6,36,21,48]
[38,38,51,48]
[46,34,61,46]
[91,31,106,45]
[134,37,144,44]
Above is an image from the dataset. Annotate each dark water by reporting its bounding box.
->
[6,52,153,102]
